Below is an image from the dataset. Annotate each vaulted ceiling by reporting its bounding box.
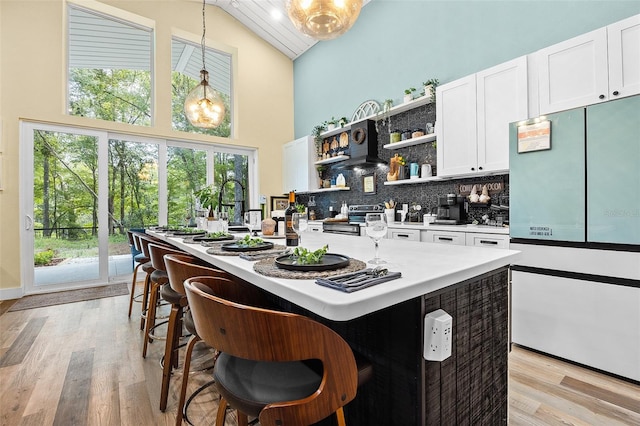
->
[211,0,370,60]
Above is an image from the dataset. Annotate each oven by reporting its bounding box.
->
[322,204,384,236]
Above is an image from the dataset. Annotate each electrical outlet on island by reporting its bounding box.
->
[423,309,453,361]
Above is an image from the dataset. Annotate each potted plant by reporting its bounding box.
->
[194,184,216,218]
[326,116,338,130]
[338,116,349,127]
[316,164,327,188]
[312,124,325,160]
[404,87,416,103]
[422,78,439,102]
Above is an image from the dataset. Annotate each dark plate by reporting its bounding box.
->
[221,241,274,252]
[192,234,234,242]
[274,253,350,272]
[171,229,207,236]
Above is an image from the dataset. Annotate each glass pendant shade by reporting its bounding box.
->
[184,70,226,128]
[286,0,363,41]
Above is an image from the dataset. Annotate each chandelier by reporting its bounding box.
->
[184,0,226,128]
[286,0,363,41]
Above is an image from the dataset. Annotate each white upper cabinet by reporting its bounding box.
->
[607,14,640,100]
[282,135,316,194]
[538,14,640,115]
[476,56,529,172]
[437,56,528,177]
[436,74,477,177]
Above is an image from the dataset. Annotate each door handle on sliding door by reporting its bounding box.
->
[25,215,33,230]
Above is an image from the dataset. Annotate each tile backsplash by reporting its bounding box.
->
[295,102,509,225]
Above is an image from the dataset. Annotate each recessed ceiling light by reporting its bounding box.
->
[271,9,283,20]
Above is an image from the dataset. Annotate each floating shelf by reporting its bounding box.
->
[318,95,434,138]
[314,155,350,165]
[383,133,436,150]
[301,187,351,194]
[383,176,440,186]
[320,125,351,138]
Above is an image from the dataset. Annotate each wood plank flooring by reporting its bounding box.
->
[1,286,638,425]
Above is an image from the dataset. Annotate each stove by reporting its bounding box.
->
[322,204,384,237]
[347,204,384,223]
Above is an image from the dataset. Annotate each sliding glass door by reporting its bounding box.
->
[21,122,257,294]
[21,123,109,292]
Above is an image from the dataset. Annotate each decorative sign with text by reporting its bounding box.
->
[458,180,504,196]
[517,120,551,153]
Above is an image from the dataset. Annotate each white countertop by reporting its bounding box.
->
[148,230,519,321]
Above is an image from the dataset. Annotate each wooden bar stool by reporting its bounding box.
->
[127,230,150,318]
[143,242,185,358]
[135,233,170,331]
[160,254,234,413]
[184,276,373,426]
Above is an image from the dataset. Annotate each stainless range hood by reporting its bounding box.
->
[337,119,386,168]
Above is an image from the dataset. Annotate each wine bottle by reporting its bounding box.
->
[285,190,299,247]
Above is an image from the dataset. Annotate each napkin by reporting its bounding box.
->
[315,271,402,293]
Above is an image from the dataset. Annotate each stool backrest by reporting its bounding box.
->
[164,254,229,295]
[184,276,359,426]
[135,233,167,259]
[148,243,183,273]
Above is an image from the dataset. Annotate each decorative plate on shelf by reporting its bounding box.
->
[221,241,274,252]
[274,253,350,272]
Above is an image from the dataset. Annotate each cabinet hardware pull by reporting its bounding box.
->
[478,166,483,170]
[471,167,475,171]
[599,94,605,99]
[480,240,498,245]
[438,237,453,241]
[398,234,409,238]
[612,90,619,96]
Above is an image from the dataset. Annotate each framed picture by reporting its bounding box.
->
[363,173,376,195]
[517,120,551,153]
[271,196,288,211]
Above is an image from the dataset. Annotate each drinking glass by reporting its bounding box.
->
[244,212,260,236]
[365,212,388,264]
[292,212,308,243]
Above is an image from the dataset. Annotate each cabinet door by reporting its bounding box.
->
[476,56,528,172]
[282,136,315,193]
[421,230,466,245]
[387,228,420,241]
[607,14,640,100]
[538,27,609,114]
[464,233,509,249]
[436,75,477,176]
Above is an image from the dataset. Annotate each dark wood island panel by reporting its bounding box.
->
[266,267,510,426]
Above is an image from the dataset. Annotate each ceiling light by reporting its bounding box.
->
[286,0,363,41]
[184,0,226,128]
[271,9,283,20]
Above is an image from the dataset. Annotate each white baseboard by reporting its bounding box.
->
[0,286,24,301]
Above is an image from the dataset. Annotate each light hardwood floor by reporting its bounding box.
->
[1,288,638,426]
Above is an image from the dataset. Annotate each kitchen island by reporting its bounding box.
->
[148,229,519,425]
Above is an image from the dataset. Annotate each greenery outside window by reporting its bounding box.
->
[67,5,153,126]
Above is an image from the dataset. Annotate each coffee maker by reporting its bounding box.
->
[435,194,467,225]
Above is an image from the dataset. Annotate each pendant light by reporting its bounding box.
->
[286,0,363,41]
[184,0,226,128]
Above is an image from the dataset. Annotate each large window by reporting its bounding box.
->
[171,37,233,137]
[67,5,153,126]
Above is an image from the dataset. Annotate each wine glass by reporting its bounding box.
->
[365,212,388,265]
[244,212,260,236]
[292,212,308,243]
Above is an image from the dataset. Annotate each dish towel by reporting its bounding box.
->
[315,271,402,293]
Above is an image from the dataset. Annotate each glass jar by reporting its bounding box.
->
[412,128,424,138]
[390,130,401,143]
[401,129,412,140]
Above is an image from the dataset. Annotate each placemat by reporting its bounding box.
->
[253,257,367,279]
[206,244,287,256]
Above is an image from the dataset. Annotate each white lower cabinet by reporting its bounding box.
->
[465,233,509,249]
[307,221,323,233]
[387,228,421,241]
[421,230,466,245]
